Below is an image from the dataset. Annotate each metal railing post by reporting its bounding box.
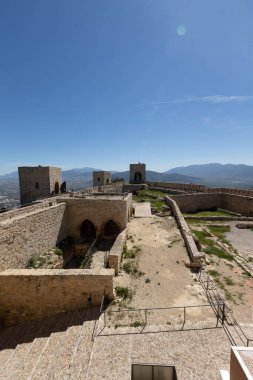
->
[221,301,225,325]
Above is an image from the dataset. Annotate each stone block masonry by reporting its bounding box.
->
[62,194,132,238]
[171,193,253,216]
[164,196,204,267]
[108,229,127,275]
[0,203,67,271]
[0,268,114,326]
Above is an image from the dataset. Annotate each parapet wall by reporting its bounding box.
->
[171,193,253,216]
[171,193,222,213]
[0,203,67,270]
[146,181,205,192]
[0,268,114,325]
[164,196,204,267]
[108,229,127,275]
[146,181,253,197]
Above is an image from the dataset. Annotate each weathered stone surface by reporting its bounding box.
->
[0,268,114,325]
[0,203,67,271]
[108,229,127,275]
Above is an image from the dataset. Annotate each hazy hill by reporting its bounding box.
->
[166,163,253,188]
[111,170,199,183]
[2,163,253,193]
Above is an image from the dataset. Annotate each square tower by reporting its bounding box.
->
[18,166,64,205]
[93,171,112,187]
[130,163,146,184]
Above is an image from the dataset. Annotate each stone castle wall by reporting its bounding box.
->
[146,181,253,197]
[130,163,146,183]
[146,181,206,192]
[171,193,253,216]
[93,171,112,186]
[0,203,67,270]
[0,268,114,325]
[62,195,132,239]
[19,167,50,205]
[49,167,62,193]
[18,166,63,205]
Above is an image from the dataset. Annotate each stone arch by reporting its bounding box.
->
[60,181,66,193]
[134,171,142,182]
[80,219,96,242]
[55,182,60,195]
[102,219,120,239]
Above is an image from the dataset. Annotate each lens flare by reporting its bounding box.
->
[177,25,186,36]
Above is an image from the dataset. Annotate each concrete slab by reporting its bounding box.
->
[134,202,152,218]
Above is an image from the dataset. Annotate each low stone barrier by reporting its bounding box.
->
[0,268,114,326]
[235,223,253,229]
[108,229,127,275]
[164,196,204,267]
[184,216,253,222]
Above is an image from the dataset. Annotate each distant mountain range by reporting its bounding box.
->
[1,163,253,190]
[166,163,253,188]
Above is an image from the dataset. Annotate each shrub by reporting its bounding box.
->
[208,269,220,278]
[27,256,37,268]
[130,321,143,328]
[54,247,63,256]
[224,276,235,286]
[115,286,132,300]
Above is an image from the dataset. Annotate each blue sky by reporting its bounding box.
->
[1,0,253,174]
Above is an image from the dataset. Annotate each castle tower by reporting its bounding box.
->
[18,166,65,205]
[129,163,146,184]
[93,171,112,187]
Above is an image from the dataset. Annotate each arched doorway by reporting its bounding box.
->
[55,182,60,195]
[60,181,66,193]
[103,220,120,239]
[134,171,142,182]
[80,220,96,242]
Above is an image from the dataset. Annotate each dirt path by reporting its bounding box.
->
[114,216,208,310]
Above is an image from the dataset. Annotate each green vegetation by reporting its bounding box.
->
[27,256,37,268]
[123,245,141,259]
[192,226,234,261]
[208,225,231,245]
[213,277,235,303]
[115,286,132,301]
[26,255,46,268]
[204,246,233,261]
[208,269,220,278]
[145,277,151,283]
[54,247,63,256]
[192,230,214,246]
[133,190,166,211]
[130,321,144,328]
[122,262,144,277]
[224,276,235,286]
[184,208,239,217]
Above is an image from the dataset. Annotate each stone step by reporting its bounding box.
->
[67,320,96,379]
[12,314,59,379]
[0,320,41,379]
[31,312,74,379]
[0,323,29,375]
[45,310,88,379]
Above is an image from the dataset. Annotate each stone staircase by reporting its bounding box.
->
[0,307,99,379]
